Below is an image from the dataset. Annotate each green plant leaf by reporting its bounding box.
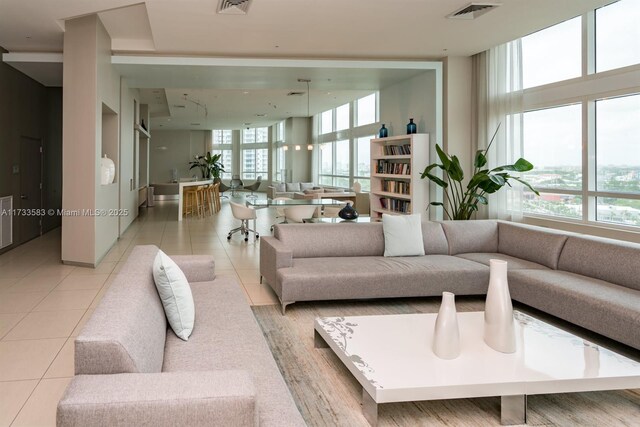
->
[448,155,464,182]
[430,202,445,207]
[489,174,506,186]
[435,144,452,170]
[473,194,488,204]
[474,150,487,168]
[425,173,448,188]
[513,158,534,172]
[513,177,540,195]
[420,163,438,179]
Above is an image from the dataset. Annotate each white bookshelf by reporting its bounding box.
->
[370,134,429,220]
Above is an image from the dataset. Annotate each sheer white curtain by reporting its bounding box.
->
[474,40,525,220]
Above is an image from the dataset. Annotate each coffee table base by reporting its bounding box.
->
[360,391,526,426]
[501,395,527,425]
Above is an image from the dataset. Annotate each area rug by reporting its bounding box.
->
[252,297,640,427]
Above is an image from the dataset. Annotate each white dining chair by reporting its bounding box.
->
[271,197,292,231]
[283,205,318,223]
[228,202,259,242]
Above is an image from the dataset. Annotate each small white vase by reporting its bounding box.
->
[101,154,115,185]
[432,292,461,360]
[484,259,516,353]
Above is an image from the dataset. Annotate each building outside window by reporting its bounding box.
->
[316,93,378,190]
[512,0,640,229]
[242,127,269,180]
[212,129,233,179]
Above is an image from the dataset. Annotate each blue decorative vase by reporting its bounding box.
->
[338,203,359,220]
[407,118,417,134]
[379,124,388,138]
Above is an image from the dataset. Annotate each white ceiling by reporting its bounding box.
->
[0,0,614,130]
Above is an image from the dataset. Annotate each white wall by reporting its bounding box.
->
[150,130,209,183]
[379,70,439,142]
[119,79,140,234]
[285,117,312,183]
[443,56,473,181]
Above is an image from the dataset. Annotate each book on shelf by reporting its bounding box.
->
[381,180,410,195]
[378,197,411,213]
[376,160,411,175]
[382,144,412,156]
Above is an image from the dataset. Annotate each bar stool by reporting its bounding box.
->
[212,182,221,213]
[183,185,200,218]
[202,184,214,216]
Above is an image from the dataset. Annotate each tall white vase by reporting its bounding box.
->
[101,154,115,185]
[483,259,516,353]
[432,292,460,360]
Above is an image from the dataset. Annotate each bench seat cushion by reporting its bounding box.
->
[277,255,489,302]
[456,253,548,270]
[162,276,305,427]
[509,269,640,350]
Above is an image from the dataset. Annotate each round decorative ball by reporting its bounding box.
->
[338,202,359,220]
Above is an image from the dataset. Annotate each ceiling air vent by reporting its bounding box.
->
[287,92,305,96]
[447,2,501,20]
[218,0,252,15]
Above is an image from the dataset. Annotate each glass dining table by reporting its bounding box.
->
[246,198,347,208]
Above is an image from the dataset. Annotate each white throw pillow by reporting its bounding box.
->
[300,182,314,191]
[153,250,195,341]
[382,214,425,257]
[286,182,301,192]
[274,182,286,192]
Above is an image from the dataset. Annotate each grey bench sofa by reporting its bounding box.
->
[260,220,640,351]
[57,245,305,427]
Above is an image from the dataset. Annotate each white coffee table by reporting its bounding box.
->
[313,311,640,426]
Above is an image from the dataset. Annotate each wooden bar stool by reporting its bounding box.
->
[183,185,199,218]
[212,182,221,213]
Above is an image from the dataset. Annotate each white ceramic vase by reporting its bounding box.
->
[483,259,516,353]
[432,291,461,360]
[101,154,115,185]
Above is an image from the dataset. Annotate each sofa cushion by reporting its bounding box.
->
[509,269,640,350]
[274,221,449,258]
[274,182,286,192]
[440,220,498,255]
[300,182,314,191]
[382,214,425,257]
[498,222,568,269]
[153,250,195,341]
[456,253,548,270]
[163,276,305,426]
[558,235,640,292]
[277,255,490,302]
[286,182,301,192]
[75,245,167,374]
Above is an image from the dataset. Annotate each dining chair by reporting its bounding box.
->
[230,175,244,197]
[270,196,292,231]
[283,205,318,224]
[228,202,259,241]
[244,175,262,199]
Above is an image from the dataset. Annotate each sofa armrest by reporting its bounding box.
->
[57,371,257,427]
[171,255,216,282]
[260,236,293,290]
[267,185,276,199]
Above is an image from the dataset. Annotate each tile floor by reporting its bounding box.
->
[0,194,280,426]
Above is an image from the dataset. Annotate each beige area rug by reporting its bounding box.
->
[252,297,640,427]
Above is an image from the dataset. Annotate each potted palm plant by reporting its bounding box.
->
[421,125,539,220]
[189,152,225,180]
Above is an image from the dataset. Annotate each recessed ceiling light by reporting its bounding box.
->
[243,91,249,95]
[25,36,31,39]
[255,113,266,117]
[275,45,279,48]
[167,119,171,121]
[327,92,331,95]
[190,123,201,126]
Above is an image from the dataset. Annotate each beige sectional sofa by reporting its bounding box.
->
[260,220,640,350]
[57,245,305,427]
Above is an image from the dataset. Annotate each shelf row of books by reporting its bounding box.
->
[382,144,411,156]
[379,197,411,213]
[376,160,411,175]
[381,180,410,195]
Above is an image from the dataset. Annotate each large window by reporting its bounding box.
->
[242,127,268,180]
[595,94,640,226]
[315,93,378,190]
[596,0,640,73]
[522,17,581,89]
[212,130,233,179]
[274,121,286,182]
[514,0,640,230]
